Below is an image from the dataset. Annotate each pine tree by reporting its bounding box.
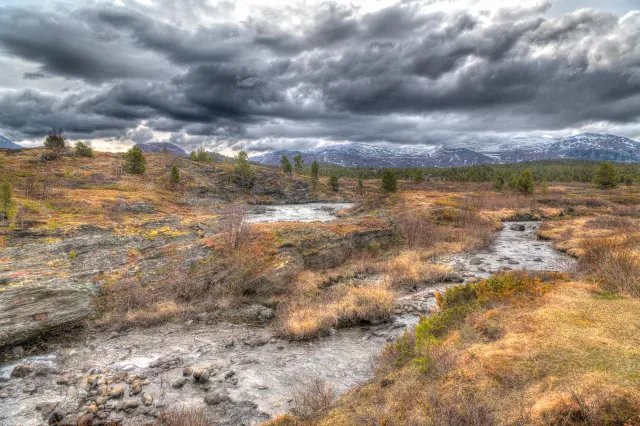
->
[412,169,424,182]
[328,173,339,191]
[293,154,304,174]
[281,155,292,175]
[233,150,254,187]
[311,160,319,189]
[170,165,180,185]
[381,168,398,193]
[123,146,147,174]
[493,176,505,192]
[358,178,364,189]
[594,162,617,189]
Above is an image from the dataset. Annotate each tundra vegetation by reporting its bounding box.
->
[0,147,639,425]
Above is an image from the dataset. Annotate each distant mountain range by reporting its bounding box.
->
[0,135,23,150]
[135,142,188,157]
[250,133,640,168]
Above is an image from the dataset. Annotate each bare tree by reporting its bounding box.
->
[220,203,250,249]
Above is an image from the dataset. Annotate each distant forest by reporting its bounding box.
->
[252,158,640,183]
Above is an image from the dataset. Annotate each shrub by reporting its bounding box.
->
[381,168,398,193]
[74,141,94,157]
[293,154,304,174]
[281,155,292,175]
[396,213,443,249]
[170,165,180,185]
[123,146,146,174]
[594,161,618,189]
[44,129,66,158]
[155,406,214,426]
[328,173,339,191]
[418,273,551,347]
[220,203,250,249]
[69,250,77,259]
[291,378,336,418]
[412,168,425,182]
[233,150,254,187]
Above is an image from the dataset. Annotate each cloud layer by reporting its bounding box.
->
[0,0,639,152]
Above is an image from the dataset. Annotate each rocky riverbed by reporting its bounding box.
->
[0,221,570,426]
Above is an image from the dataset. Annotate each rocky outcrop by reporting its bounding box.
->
[300,228,393,269]
[0,279,92,347]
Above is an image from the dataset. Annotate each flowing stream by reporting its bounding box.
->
[247,202,354,223]
[0,221,570,426]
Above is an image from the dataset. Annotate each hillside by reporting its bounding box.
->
[250,133,640,168]
[0,147,639,426]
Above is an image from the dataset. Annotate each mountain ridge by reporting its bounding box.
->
[250,133,640,168]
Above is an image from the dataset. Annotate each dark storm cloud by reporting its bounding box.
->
[0,1,639,149]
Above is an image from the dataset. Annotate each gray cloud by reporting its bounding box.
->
[0,1,639,150]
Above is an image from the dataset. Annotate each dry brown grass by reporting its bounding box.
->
[578,236,640,296]
[311,278,640,426]
[276,283,395,340]
[385,250,454,289]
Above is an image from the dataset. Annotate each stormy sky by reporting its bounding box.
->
[1,0,639,154]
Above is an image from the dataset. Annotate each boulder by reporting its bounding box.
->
[0,279,92,347]
[509,224,526,231]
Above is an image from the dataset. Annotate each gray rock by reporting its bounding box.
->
[0,279,92,347]
[204,392,230,406]
[509,224,526,231]
[171,377,187,388]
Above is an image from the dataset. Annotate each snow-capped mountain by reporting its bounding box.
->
[135,142,188,157]
[249,133,640,168]
[547,133,640,162]
[0,135,23,150]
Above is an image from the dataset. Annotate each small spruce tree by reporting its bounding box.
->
[358,178,364,189]
[293,154,304,174]
[493,176,505,192]
[170,165,180,185]
[281,155,292,175]
[594,162,618,189]
[1,181,12,220]
[44,129,66,158]
[516,169,536,194]
[233,150,254,187]
[328,173,339,191]
[311,160,319,189]
[123,146,147,174]
[381,168,398,193]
